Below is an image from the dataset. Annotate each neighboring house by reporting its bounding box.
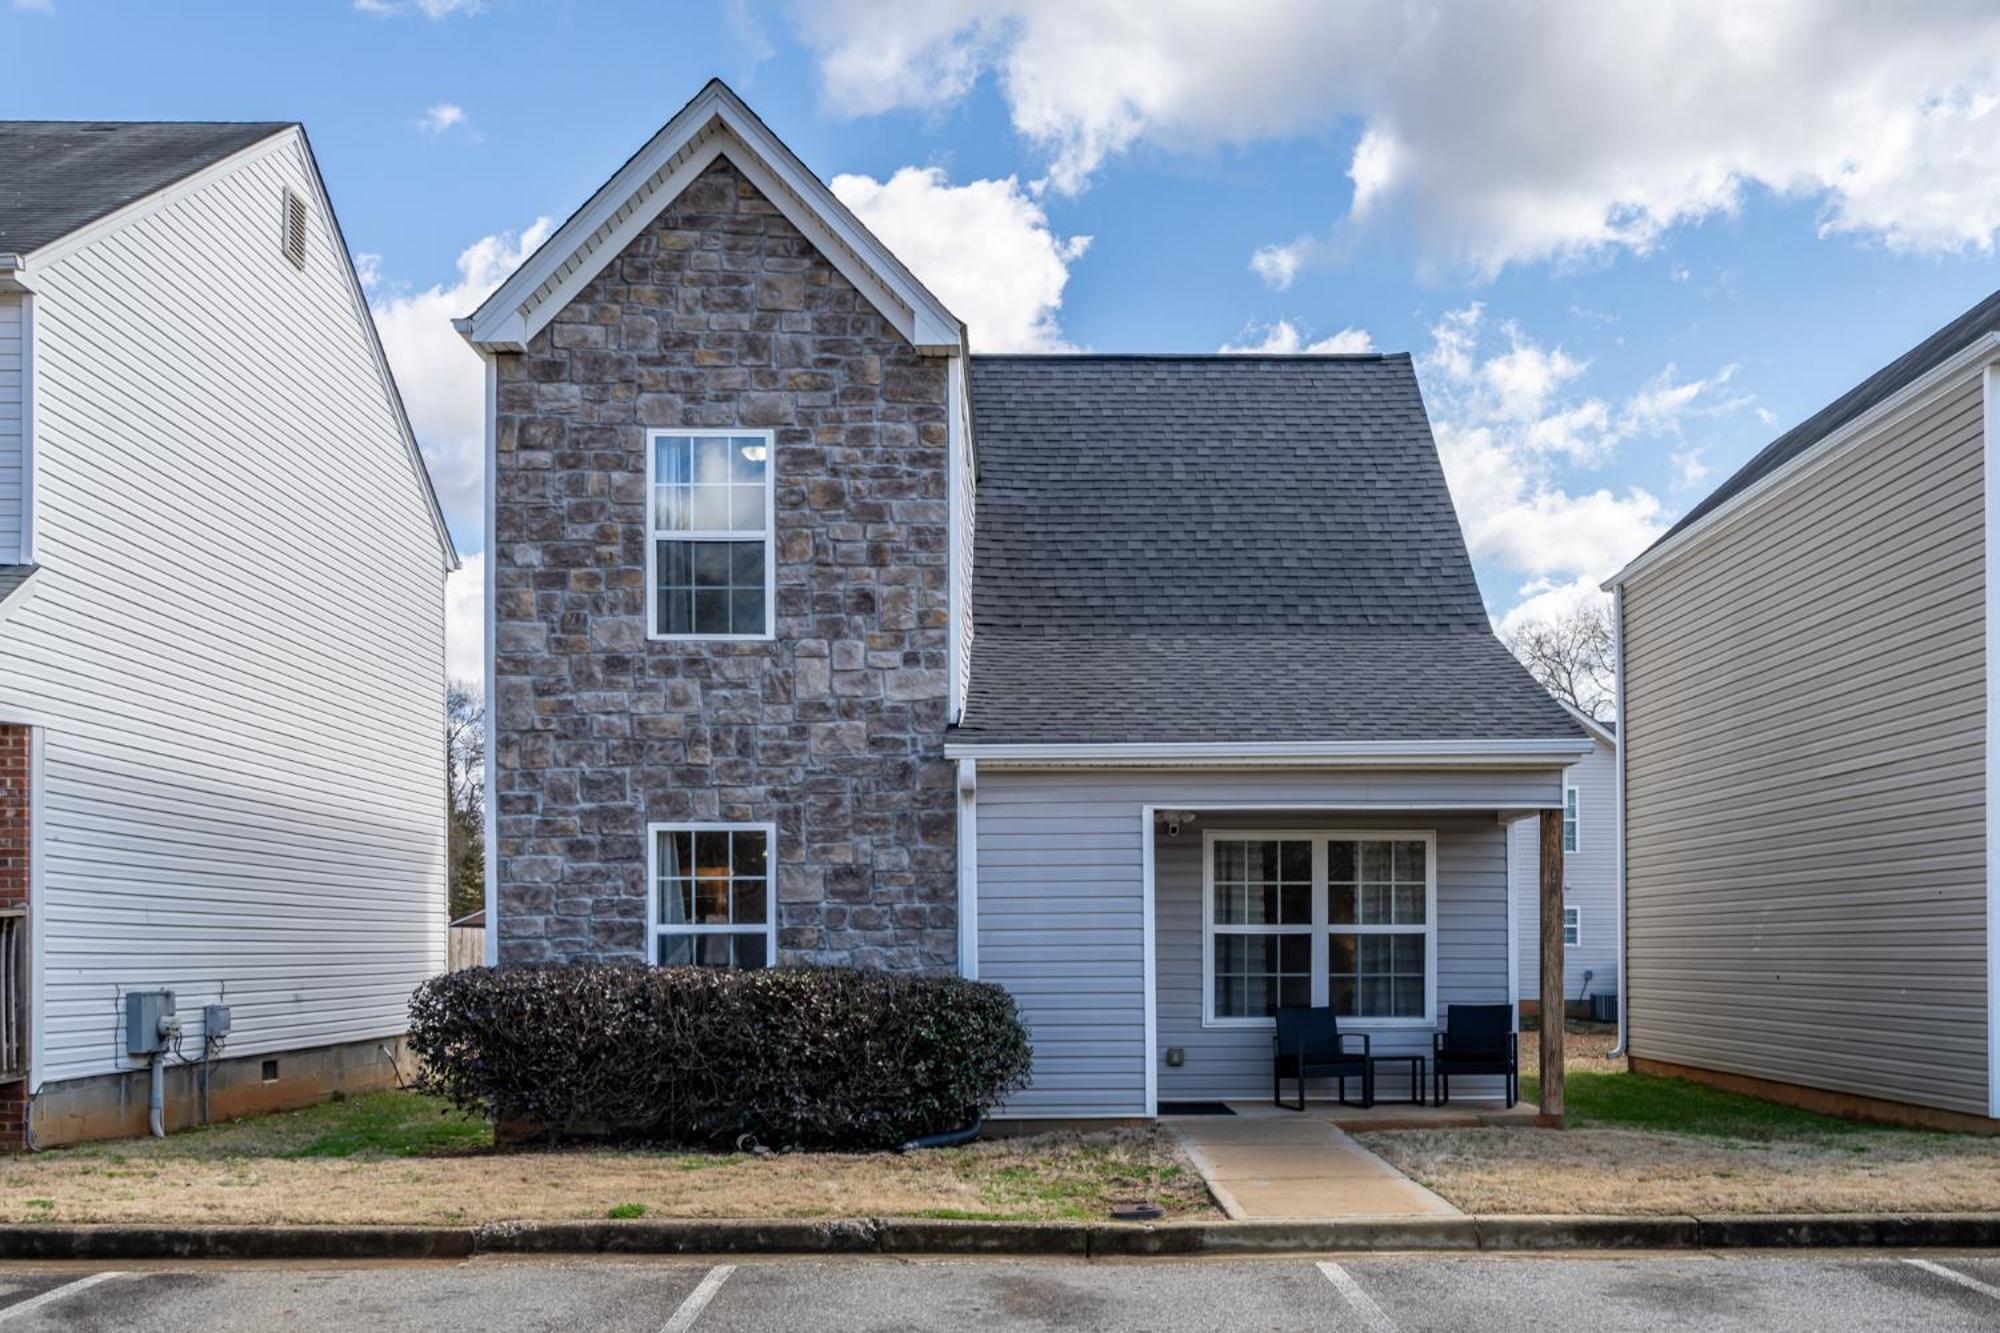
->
[1510,708,1619,1018]
[0,122,456,1144]
[460,80,1591,1119]
[1607,287,2000,1133]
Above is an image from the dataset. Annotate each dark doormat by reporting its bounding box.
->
[1157,1101,1236,1116]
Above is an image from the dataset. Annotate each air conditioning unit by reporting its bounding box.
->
[1590,993,1618,1024]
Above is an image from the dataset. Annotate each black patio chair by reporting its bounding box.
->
[1431,1004,1518,1108]
[1273,1005,1372,1111]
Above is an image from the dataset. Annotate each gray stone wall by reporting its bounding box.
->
[491,156,955,970]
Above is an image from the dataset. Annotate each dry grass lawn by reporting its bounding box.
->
[0,1094,1217,1226]
[1362,1021,2000,1215]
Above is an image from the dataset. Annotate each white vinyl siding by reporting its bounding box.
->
[1620,374,1987,1117]
[976,768,1554,1116]
[0,134,449,1088]
[1513,733,1619,1003]
[0,295,22,561]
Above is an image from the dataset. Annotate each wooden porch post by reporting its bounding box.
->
[1538,807,1565,1125]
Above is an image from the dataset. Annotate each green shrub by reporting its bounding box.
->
[407,965,1034,1150]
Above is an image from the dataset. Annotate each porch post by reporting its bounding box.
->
[1538,807,1565,1124]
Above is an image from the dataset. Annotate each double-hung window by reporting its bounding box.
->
[648,823,776,969]
[1562,786,1580,853]
[1204,832,1436,1027]
[648,430,774,639]
[1563,905,1581,947]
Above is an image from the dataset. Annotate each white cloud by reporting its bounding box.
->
[445,552,484,687]
[353,252,382,289]
[1495,574,1613,640]
[830,167,1090,351]
[367,219,553,532]
[1219,319,1374,355]
[1671,448,1711,489]
[1250,241,1307,291]
[1420,304,1752,588]
[11,0,54,13]
[417,103,467,135]
[792,1,2000,273]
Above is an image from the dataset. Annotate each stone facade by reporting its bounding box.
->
[492,157,956,971]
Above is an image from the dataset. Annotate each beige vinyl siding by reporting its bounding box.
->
[0,135,449,1088]
[1621,374,1987,1116]
[0,295,22,561]
[976,766,1556,1116]
[1513,734,1619,1003]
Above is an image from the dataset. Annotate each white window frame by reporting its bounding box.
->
[645,821,779,968]
[1563,904,1581,947]
[1562,785,1580,853]
[1200,829,1438,1030]
[645,428,777,641]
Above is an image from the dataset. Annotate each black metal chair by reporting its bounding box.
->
[1431,1004,1518,1107]
[1273,1005,1372,1111]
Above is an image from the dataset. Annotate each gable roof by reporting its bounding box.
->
[1619,287,2000,577]
[458,79,961,354]
[0,121,290,255]
[950,355,1589,751]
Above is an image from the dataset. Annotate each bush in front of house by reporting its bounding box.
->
[406,964,1034,1150]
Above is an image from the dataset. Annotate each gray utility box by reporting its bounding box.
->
[124,990,176,1056]
[202,1004,232,1039]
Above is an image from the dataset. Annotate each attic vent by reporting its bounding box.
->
[281,188,309,270]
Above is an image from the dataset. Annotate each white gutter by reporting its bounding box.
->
[942,738,1596,768]
[1609,584,1629,1061]
[0,254,30,295]
[1606,332,2000,592]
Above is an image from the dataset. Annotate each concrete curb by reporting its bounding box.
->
[2,1213,1999,1261]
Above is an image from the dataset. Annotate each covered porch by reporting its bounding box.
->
[963,757,1587,1127]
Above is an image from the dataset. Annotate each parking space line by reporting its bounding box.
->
[1316,1261,1399,1332]
[661,1263,736,1332]
[0,1272,130,1324]
[1904,1258,2000,1302]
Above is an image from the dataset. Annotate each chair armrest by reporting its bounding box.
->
[1509,1032,1518,1063]
[1432,1030,1446,1056]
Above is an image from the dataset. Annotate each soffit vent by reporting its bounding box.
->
[282,188,309,270]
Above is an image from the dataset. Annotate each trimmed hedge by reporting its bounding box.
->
[407,965,1034,1150]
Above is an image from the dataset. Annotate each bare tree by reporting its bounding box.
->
[445,683,485,921]
[1504,600,1616,721]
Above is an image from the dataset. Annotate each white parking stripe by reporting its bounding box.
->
[1317,1261,1399,1332]
[0,1272,130,1324]
[661,1264,737,1333]
[1904,1258,2000,1302]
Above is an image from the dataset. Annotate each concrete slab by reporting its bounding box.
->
[1166,1113,1463,1222]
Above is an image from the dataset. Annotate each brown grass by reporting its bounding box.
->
[1364,1126,2000,1215]
[0,1127,1217,1226]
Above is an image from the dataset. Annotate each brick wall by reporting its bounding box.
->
[491,157,956,971]
[0,725,28,1148]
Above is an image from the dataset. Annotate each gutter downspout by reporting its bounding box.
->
[956,758,978,980]
[1609,583,1630,1060]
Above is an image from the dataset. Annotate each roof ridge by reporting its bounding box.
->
[972,351,1402,363]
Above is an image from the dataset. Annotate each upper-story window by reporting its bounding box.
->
[647,430,774,639]
[1562,785,1579,853]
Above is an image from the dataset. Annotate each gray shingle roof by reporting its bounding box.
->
[953,355,1585,746]
[0,122,290,254]
[1651,286,2000,549]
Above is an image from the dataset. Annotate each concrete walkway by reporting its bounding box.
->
[1166,1105,1464,1221]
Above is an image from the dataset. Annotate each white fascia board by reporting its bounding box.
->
[1984,364,2000,1117]
[1607,333,2000,592]
[1556,698,1617,749]
[942,738,1597,767]
[460,80,962,356]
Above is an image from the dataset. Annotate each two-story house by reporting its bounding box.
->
[0,121,456,1144]
[458,81,1592,1120]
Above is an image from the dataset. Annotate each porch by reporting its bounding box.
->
[967,764,1582,1126]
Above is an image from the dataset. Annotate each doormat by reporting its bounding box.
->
[1157,1101,1236,1116]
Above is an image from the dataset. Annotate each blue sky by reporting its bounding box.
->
[9,1,2000,676]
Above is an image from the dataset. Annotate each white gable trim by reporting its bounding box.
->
[458,79,961,356]
[942,738,1597,768]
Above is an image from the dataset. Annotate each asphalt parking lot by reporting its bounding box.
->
[5,1251,2000,1331]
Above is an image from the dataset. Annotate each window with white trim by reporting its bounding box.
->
[1563,904,1581,947]
[648,823,776,969]
[647,430,774,639]
[1204,832,1436,1026]
[1562,786,1579,853]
